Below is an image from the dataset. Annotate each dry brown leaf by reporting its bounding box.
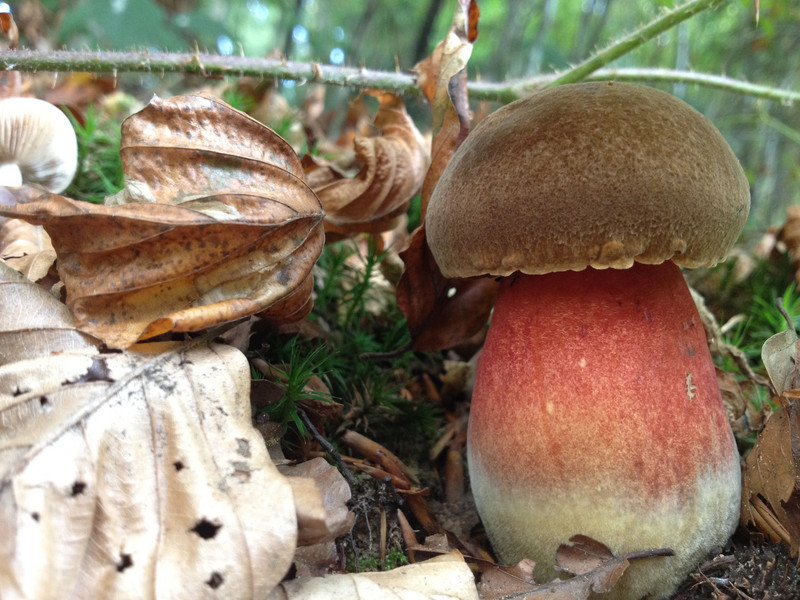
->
[0,261,97,366]
[396,226,499,351]
[476,536,672,600]
[413,0,476,219]
[120,94,311,204]
[397,1,497,352]
[780,205,800,286]
[741,323,800,554]
[306,91,429,238]
[0,341,297,600]
[475,558,538,600]
[268,550,479,600]
[0,94,324,349]
[0,218,56,281]
[280,457,354,547]
[741,402,800,554]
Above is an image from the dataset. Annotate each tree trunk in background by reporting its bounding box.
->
[412,0,447,64]
[348,0,379,64]
[570,0,615,63]
[527,0,558,74]
[281,0,305,58]
[487,0,538,79]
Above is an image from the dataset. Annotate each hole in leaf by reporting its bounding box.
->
[236,438,251,458]
[206,572,224,589]
[191,518,221,540]
[116,553,133,572]
[71,481,86,496]
[31,512,40,522]
[39,396,52,413]
[174,461,185,472]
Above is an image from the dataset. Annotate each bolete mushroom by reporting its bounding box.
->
[425,82,748,600]
[0,97,78,193]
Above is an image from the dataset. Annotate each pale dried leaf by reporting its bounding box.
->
[269,551,479,600]
[0,261,97,366]
[281,457,354,547]
[0,218,56,281]
[0,342,297,600]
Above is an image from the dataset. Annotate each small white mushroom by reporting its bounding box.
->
[0,97,78,193]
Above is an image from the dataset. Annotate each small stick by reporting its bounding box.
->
[296,406,357,488]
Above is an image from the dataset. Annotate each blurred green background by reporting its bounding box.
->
[8,0,800,234]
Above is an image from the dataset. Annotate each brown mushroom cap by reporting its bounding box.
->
[425,81,750,278]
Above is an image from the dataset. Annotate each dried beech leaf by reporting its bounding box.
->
[554,535,616,577]
[120,94,309,203]
[280,457,354,547]
[397,3,493,352]
[0,342,297,600]
[780,205,800,286]
[762,324,800,397]
[0,218,56,281]
[397,226,499,351]
[269,550,479,600]
[412,0,477,219]
[308,91,429,238]
[475,558,538,600]
[1,193,323,348]
[0,261,97,366]
[741,400,800,555]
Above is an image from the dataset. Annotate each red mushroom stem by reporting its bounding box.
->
[468,260,740,597]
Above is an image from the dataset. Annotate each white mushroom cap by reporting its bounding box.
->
[0,97,78,193]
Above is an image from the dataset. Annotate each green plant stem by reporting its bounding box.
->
[549,0,726,87]
[472,68,800,104]
[2,46,799,105]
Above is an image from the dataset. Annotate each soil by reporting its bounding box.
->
[675,532,800,600]
[341,467,800,599]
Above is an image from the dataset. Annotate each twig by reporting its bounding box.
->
[472,68,800,104]
[0,48,422,95]
[550,0,727,87]
[1,48,799,105]
[296,406,357,488]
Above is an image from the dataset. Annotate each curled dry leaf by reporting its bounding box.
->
[741,322,800,554]
[0,261,97,366]
[0,95,324,348]
[280,457,354,547]
[397,0,499,352]
[0,341,297,600]
[413,0,477,219]
[397,226,499,352]
[305,91,429,239]
[742,402,800,554]
[0,217,56,281]
[268,550,479,600]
